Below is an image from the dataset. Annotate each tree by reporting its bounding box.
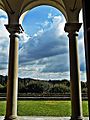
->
[26,82,44,93]
[49,84,70,93]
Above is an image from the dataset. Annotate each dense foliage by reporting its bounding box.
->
[0,75,87,94]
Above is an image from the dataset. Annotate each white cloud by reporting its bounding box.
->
[48,13,53,19]
[0,10,9,75]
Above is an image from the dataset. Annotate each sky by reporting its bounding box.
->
[0,6,86,81]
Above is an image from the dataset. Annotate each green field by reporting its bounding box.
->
[0,100,88,116]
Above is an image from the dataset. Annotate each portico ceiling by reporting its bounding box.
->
[0,0,82,23]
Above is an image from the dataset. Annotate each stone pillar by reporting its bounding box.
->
[64,23,83,120]
[4,24,23,120]
[82,0,90,118]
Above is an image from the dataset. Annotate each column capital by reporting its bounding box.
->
[64,23,82,33]
[5,24,24,34]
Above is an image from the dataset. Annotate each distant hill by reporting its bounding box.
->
[0,75,87,94]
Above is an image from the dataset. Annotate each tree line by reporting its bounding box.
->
[0,75,87,94]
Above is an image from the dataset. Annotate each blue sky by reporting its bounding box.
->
[0,6,86,81]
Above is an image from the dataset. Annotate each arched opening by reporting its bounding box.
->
[18,5,72,116]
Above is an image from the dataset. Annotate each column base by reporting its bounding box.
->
[4,115,18,120]
[70,116,83,120]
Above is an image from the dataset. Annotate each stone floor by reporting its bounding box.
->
[0,116,89,120]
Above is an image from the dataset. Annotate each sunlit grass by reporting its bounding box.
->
[17,100,71,116]
[0,100,88,116]
[0,101,6,115]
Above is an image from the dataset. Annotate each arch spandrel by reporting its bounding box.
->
[63,0,82,22]
[0,0,23,14]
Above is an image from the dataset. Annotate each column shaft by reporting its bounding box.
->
[69,32,82,120]
[4,24,23,120]
[5,33,18,120]
[65,23,83,120]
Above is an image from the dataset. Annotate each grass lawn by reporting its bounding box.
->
[0,101,6,115]
[0,100,88,116]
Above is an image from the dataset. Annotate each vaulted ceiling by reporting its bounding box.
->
[0,0,82,24]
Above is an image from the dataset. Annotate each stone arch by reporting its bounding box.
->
[20,0,67,23]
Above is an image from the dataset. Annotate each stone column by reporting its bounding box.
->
[64,23,83,120]
[82,0,90,118]
[4,24,23,120]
